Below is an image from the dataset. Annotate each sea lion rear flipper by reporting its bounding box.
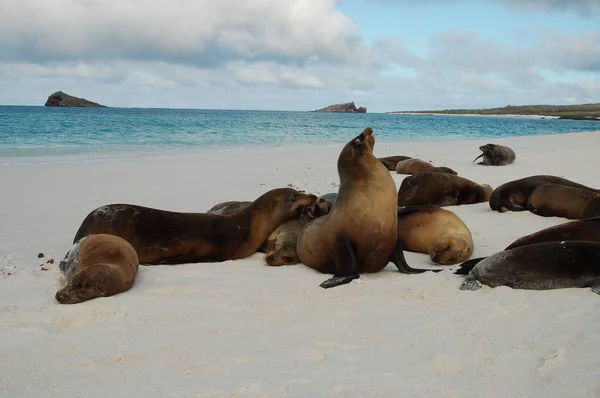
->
[390,238,442,274]
[454,257,486,275]
[320,235,360,289]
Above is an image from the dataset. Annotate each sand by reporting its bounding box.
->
[1,131,600,397]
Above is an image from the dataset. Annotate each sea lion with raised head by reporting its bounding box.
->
[473,143,516,166]
[526,184,600,219]
[397,173,493,207]
[297,127,437,289]
[73,188,316,265]
[489,175,595,213]
[395,159,457,175]
[455,216,600,275]
[378,155,412,171]
[459,241,600,294]
[397,206,473,265]
[56,234,139,304]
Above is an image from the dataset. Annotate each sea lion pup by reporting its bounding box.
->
[56,234,139,304]
[489,175,595,213]
[206,201,252,215]
[526,184,600,219]
[378,155,412,171]
[397,206,473,265]
[397,173,493,207]
[305,193,337,220]
[395,158,457,175]
[472,143,516,166]
[455,216,600,275]
[297,127,437,289]
[72,188,317,265]
[459,241,600,294]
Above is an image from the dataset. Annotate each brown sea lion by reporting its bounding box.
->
[395,159,457,175]
[397,206,473,265]
[72,188,316,265]
[397,173,493,207]
[305,193,337,220]
[459,241,600,294]
[473,143,516,166]
[297,127,437,289]
[378,155,412,171]
[56,234,139,304]
[206,201,252,215]
[455,216,600,275]
[489,175,596,213]
[526,184,600,219]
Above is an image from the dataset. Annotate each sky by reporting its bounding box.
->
[0,0,598,112]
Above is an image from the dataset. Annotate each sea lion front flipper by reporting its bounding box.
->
[319,235,360,289]
[454,257,486,275]
[591,284,600,295]
[390,238,442,274]
[472,154,484,163]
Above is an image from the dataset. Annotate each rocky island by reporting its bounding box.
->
[313,102,367,113]
[45,91,107,108]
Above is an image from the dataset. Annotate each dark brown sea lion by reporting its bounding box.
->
[297,127,437,289]
[455,216,600,275]
[397,173,493,207]
[473,143,516,166]
[206,201,252,215]
[397,206,473,265]
[56,234,139,304]
[395,159,457,175]
[378,155,412,171]
[459,241,600,294]
[526,184,600,219]
[489,175,595,213]
[72,188,316,265]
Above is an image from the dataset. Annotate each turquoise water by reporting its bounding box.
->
[1,106,599,158]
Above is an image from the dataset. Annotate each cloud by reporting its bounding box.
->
[0,0,367,67]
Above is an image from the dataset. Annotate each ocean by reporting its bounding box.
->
[1,105,599,162]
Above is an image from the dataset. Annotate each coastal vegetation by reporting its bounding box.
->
[390,104,600,120]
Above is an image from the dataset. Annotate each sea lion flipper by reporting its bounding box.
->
[454,257,486,275]
[592,284,600,295]
[319,235,360,289]
[472,154,484,163]
[390,239,441,274]
[460,276,482,291]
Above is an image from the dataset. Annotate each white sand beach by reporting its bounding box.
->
[2,131,600,397]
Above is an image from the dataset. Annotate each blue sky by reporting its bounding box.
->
[0,0,598,112]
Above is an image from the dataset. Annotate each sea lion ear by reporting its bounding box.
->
[353,138,361,148]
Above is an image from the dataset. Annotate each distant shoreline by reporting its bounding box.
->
[388,112,559,119]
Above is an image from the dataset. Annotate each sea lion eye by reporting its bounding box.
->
[353,138,361,147]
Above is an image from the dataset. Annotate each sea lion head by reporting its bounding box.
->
[267,188,317,218]
[265,248,300,266]
[434,166,458,175]
[337,127,375,172]
[304,193,338,220]
[481,184,494,201]
[429,234,473,265]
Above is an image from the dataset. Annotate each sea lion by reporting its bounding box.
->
[397,206,473,265]
[397,173,493,207]
[472,143,516,166]
[206,201,252,215]
[455,216,600,275]
[56,234,139,304]
[378,155,412,171]
[459,241,600,294]
[305,193,337,220]
[395,159,457,175]
[489,175,595,213]
[72,188,317,265]
[526,184,600,219]
[297,127,437,289]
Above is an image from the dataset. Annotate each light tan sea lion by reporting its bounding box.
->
[72,188,316,265]
[489,175,596,213]
[526,184,600,219]
[397,206,473,265]
[378,155,412,171]
[56,234,139,304]
[473,143,516,166]
[395,158,457,175]
[397,173,493,207]
[297,127,437,289]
